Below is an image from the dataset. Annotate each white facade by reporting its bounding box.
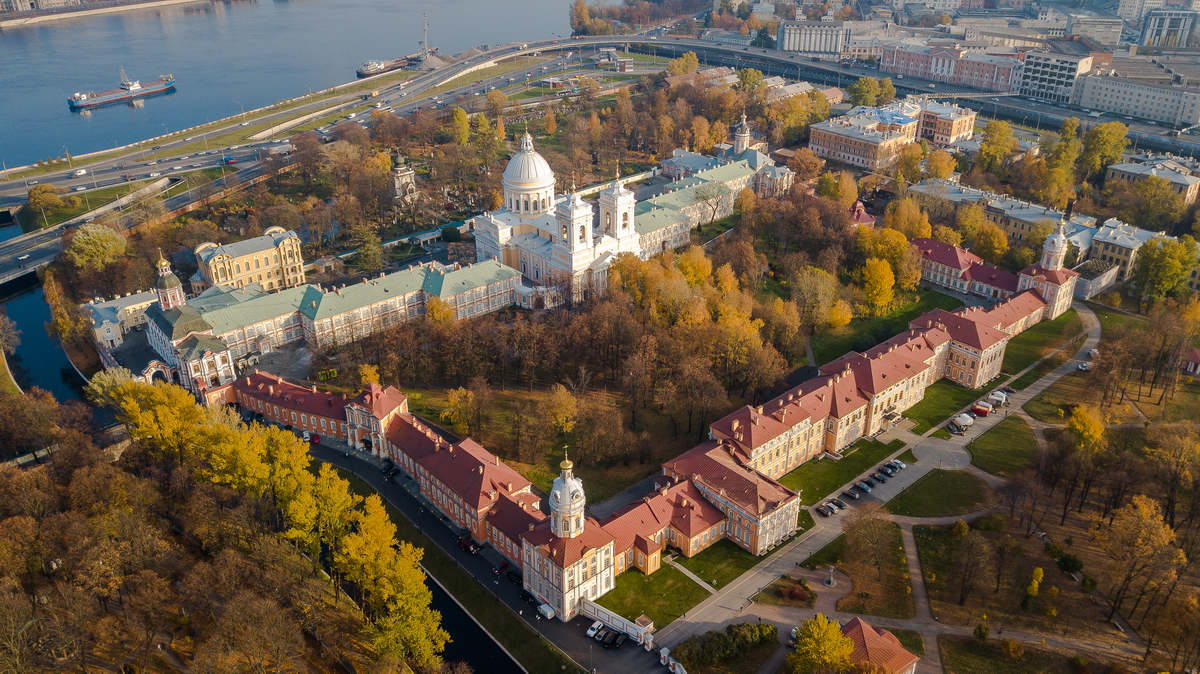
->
[1118,0,1163,22]
[1017,52,1093,103]
[776,21,853,54]
[1075,75,1200,125]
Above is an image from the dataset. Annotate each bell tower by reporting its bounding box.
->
[155,251,186,310]
[733,112,752,155]
[598,179,636,242]
[555,191,593,252]
[549,454,586,539]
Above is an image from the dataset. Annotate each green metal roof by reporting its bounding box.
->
[146,304,213,341]
[633,160,755,235]
[177,334,230,361]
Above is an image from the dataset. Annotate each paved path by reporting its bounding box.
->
[666,558,717,595]
[655,303,1124,672]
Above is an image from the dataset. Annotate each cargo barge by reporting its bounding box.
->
[356,12,436,78]
[68,68,175,110]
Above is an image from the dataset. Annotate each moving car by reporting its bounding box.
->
[16,254,29,261]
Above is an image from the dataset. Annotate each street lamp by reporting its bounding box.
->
[63,146,72,168]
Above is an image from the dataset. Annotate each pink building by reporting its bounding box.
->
[881,45,1021,92]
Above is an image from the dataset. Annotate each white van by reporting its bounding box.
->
[988,391,1008,406]
[72,169,87,176]
[954,413,974,427]
[537,604,555,620]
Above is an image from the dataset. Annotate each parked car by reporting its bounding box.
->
[506,570,523,586]
[537,604,555,619]
[879,465,896,476]
[824,501,841,512]
[1001,386,1017,394]
[857,481,873,492]
[492,561,509,575]
[614,633,628,649]
[519,590,538,605]
[603,631,619,648]
[948,422,964,435]
[841,490,861,501]
[593,628,609,642]
[891,459,907,470]
[831,498,848,509]
[586,621,603,638]
[459,538,480,554]
[380,459,395,473]
[863,477,877,487]
[815,505,831,517]
[873,472,888,483]
[311,434,320,443]
[302,431,311,442]
[1078,362,1091,371]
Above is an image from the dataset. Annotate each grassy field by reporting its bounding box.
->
[17,179,150,231]
[811,290,964,366]
[0,351,19,395]
[904,379,994,434]
[966,416,1038,477]
[897,448,918,464]
[801,534,846,569]
[690,640,780,674]
[1001,309,1081,374]
[595,564,711,628]
[886,469,999,518]
[1006,336,1081,391]
[676,539,761,590]
[753,574,817,608]
[779,439,906,506]
[939,636,1070,674]
[1085,300,1145,335]
[834,521,915,619]
[1022,371,1146,424]
[888,628,925,657]
[327,466,578,674]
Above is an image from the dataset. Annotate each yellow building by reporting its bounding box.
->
[191,226,306,293]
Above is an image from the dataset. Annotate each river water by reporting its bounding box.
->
[0,0,571,168]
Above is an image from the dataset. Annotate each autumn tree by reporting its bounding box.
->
[450,107,470,145]
[953,532,996,605]
[894,143,924,186]
[956,203,986,245]
[976,120,1017,176]
[787,614,854,674]
[1079,121,1129,181]
[925,149,956,180]
[816,171,857,207]
[932,225,962,247]
[1048,117,1082,172]
[971,221,1009,265]
[1145,422,1200,527]
[26,184,67,215]
[543,104,557,135]
[883,198,931,240]
[788,148,826,182]
[877,78,897,105]
[667,51,700,75]
[485,89,509,119]
[843,503,895,580]
[64,224,127,270]
[846,77,880,106]
[1115,176,1187,232]
[1089,495,1185,619]
[1132,235,1199,308]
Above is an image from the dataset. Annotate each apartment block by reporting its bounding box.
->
[1075,75,1200,125]
[1141,10,1200,46]
[1118,0,1163,22]
[808,108,917,171]
[1017,51,1094,103]
[1066,13,1124,46]
[191,226,306,294]
[1105,160,1200,204]
[916,101,979,144]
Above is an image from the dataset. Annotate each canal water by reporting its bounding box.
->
[0,274,87,401]
[0,0,571,168]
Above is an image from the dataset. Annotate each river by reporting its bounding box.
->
[0,0,571,168]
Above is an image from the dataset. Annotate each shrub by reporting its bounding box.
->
[999,638,1024,660]
[953,519,970,536]
[972,513,1006,531]
[671,622,775,668]
[1057,554,1083,574]
[440,225,462,242]
[1105,664,1132,674]
[1045,541,1063,559]
[1081,575,1097,593]
[973,621,990,642]
[1068,655,1090,674]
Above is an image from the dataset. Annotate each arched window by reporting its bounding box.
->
[562,225,568,239]
[605,213,611,230]
[542,197,547,210]
[579,225,586,243]
[273,254,279,264]
[622,213,629,229]
[235,263,241,274]
[524,197,530,211]
[254,258,261,269]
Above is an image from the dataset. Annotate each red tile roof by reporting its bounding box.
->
[841,617,920,674]
[912,238,982,271]
[234,372,351,421]
[973,289,1046,331]
[415,437,533,511]
[710,405,795,453]
[910,308,1009,350]
[350,382,407,419]
[1020,262,1079,285]
[521,518,616,567]
[963,262,1019,292]
[600,479,726,555]
[1187,347,1200,366]
[486,491,546,543]
[663,441,798,517]
[385,414,446,461]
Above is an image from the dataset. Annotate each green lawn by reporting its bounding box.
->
[966,416,1038,477]
[796,509,815,534]
[1085,300,1146,335]
[888,628,926,657]
[779,439,905,506]
[812,290,964,366]
[931,428,952,439]
[18,180,150,231]
[1001,309,1081,374]
[676,539,762,590]
[939,635,1070,674]
[0,352,19,395]
[801,534,846,569]
[595,564,711,629]
[897,448,918,464]
[325,466,577,674]
[1022,372,1088,422]
[904,379,993,434]
[886,469,998,518]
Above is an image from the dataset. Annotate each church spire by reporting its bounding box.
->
[155,248,186,310]
[549,447,585,539]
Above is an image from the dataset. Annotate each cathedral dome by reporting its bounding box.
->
[156,253,181,290]
[503,133,555,190]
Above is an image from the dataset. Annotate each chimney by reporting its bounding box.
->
[528,523,535,531]
[311,385,317,393]
[495,456,500,465]
[268,385,275,396]
[681,498,689,507]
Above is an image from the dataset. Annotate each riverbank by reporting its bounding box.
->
[0,0,206,27]
[0,350,20,395]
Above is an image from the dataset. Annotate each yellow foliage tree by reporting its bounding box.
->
[862,258,895,316]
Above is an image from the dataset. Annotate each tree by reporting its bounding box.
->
[877,78,896,105]
[1048,117,1082,172]
[932,225,962,247]
[64,224,126,270]
[110,380,203,466]
[667,51,700,75]
[894,144,924,186]
[952,532,996,605]
[862,258,895,316]
[1133,235,1199,306]
[846,77,880,106]
[543,105,557,135]
[545,383,577,435]
[26,184,66,215]
[358,363,380,387]
[925,149,956,180]
[450,107,470,145]
[440,387,474,431]
[1089,494,1185,619]
[1118,176,1186,232]
[354,229,385,273]
[956,203,986,244]
[694,182,731,227]
[816,171,857,207]
[787,614,854,674]
[1036,167,1074,209]
[788,148,825,182]
[843,503,896,580]
[977,120,1017,175]
[485,89,509,119]
[736,68,765,94]
[0,314,19,357]
[1079,121,1129,180]
[971,221,1009,265]
[883,198,931,240]
[1066,404,1105,454]
[1145,422,1200,528]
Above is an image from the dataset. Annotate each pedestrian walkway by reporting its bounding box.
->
[666,558,717,595]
